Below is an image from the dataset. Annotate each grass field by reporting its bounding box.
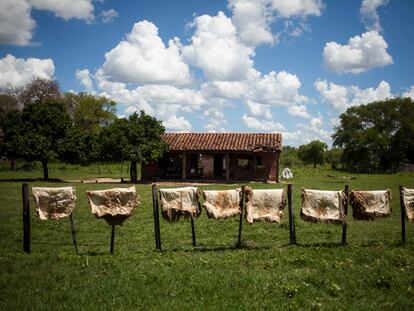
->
[0,164,413,310]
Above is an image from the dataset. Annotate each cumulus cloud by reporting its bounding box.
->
[102,21,191,85]
[228,0,323,47]
[0,54,54,90]
[100,9,118,23]
[323,31,393,74]
[163,115,192,131]
[246,100,272,119]
[0,0,95,46]
[75,68,93,91]
[242,114,285,132]
[182,12,254,81]
[360,0,389,32]
[314,79,392,112]
[402,86,414,100]
[287,104,311,119]
[0,0,34,46]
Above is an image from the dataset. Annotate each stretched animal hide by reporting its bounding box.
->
[350,190,391,220]
[32,187,77,220]
[159,187,201,221]
[246,189,286,224]
[301,189,346,224]
[203,190,241,219]
[402,188,414,222]
[86,186,138,225]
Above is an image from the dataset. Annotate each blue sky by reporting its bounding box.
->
[1,0,413,146]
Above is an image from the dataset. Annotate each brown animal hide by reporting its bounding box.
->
[159,187,201,221]
[301,189,346,224]
[202,190,241,219]
[32,187,77,220]
[246,189,286,224]
[86,186,138,225]
[350,190,391,220]
[402,187,414,222]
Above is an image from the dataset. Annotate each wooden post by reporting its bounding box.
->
[275,150,281,183]
[152,184,162,251]
[69,214,79,254]
[191,218,196,247]
[236,185,245,248]
[22,183,30,254]
[110,224,115,254]
[400,186,406,245]
[225,153,230,181]
[287,184,296,245]
[182,153,187,180]
[341,185,349,245]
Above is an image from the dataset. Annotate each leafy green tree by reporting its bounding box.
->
[1,102,79,180]
[298,140,328,168]
[99,111,168,182]
[0,93,20,169]
[325,148,343,170]
[280,146,302,168]
[333,97,414,172]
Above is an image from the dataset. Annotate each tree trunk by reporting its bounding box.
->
[313,161,316,168]
[10,158,17,171]
[130,160,137,183]
[41,159,49,180]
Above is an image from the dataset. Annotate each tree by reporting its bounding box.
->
[325,148,343,170]
[99,111,168,182]
[333,97,414,172]
[298,140,328,168]
[71,93,117,135]
[16,78,61,106]
[1,101,77,180]
[280,146,302,168]
[0,93,20,169]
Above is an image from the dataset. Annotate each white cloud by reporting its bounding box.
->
[29,0,94,21]
[402,86,414,100]
[0,54,54,90]
[270,0,323,18]
[201,80,247,99]
[242,114,284,131]
[287,104,311,119]
[246,100,272,119]
[315,79,392,112]
[323,31,393,74]
[203,104,228,132]
[75,68,93,91]
[360,0,389,32]
[0,0,95,46]
[100,9,118,23]
[102,21,191,85]
[163,115,192,131]
[182,11,254,81]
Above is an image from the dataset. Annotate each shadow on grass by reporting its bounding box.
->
[165,241,271,253]
[0,178,65,183]
[290,241,344,248]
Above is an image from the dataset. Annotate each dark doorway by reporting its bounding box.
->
[214,154,224,178]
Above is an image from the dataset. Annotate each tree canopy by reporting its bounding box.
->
[333,97,414,172]
[99,111,168,182]
[298,140,328,168]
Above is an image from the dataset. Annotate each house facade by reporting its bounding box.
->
[141,133,282,182]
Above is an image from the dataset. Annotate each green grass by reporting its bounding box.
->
[0,165,413,310]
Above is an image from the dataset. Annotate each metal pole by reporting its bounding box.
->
[110,224,115,254]
[287,184,296,245]
[341,185,349,246]
[400,186,406,246]
[191,217,196,247]
[237,185,245,248]
[69,213,78,254]
[22,183,30,254]
[152,184,162,251]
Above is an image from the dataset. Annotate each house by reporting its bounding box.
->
[141,133,282,182]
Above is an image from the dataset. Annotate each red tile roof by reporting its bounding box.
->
[162,133,282,152]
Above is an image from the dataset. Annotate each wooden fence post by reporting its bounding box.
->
[341,185,349,245]
[110,224,116,254]
[152,184,162,251]
[287,184,296,245]
[22,183,30,254]
[236,185,245,248]
[400,186,406,246]
[69,214,78,254]
[191,218,196,247]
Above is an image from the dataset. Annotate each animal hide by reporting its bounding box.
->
[203,190,241,219]
[32,187,77,220]
[246,189,286,224]
[301,189,346,224]
[402,187,414,222]
[86,186,138,225]
[350,190,391,220]
[159,187,201,221]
